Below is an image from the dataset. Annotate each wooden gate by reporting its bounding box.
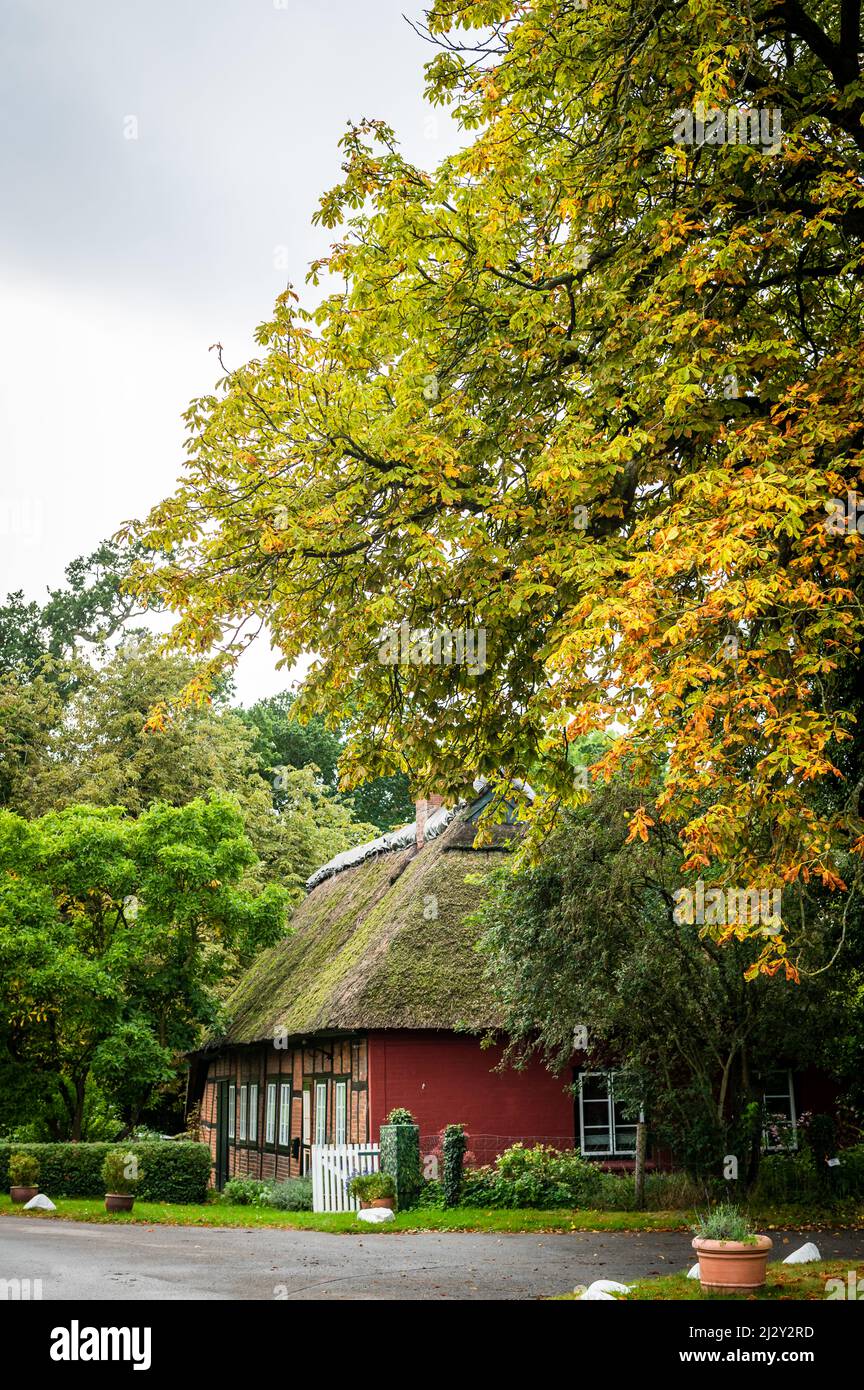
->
[311,1142,380,1212]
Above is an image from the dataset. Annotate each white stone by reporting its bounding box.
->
[355,1207,395,1224]
[687,1263,701,1278]
[579,1279,631,1300]
[782,1242,821,1264]
[23,1193,56,1210]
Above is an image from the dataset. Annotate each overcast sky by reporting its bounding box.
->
[0,0,459,703]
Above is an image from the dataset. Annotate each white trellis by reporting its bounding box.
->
[311,1142,380,1212]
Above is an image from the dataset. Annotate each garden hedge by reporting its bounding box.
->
[380,1121,421,1210]
[0,1141,211,1203]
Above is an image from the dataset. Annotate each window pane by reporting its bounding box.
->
[279,1083,291,1147]
[302,1089,311,1144]
[315,1082,327,1145]
[582,1129,612,1152]
[613,1125,637,1154]
[335,1082,347,1145]
[249,1084,258,1142]
[239,1085,248,1141]
[763,1071,797,1151]
[228,1084,236,1139]
[265,1083,276,1144]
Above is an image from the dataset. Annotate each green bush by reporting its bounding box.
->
[102,1149,143,1195]
[9,1153,40,1187]
[442,1124,467,1207]
[222,1177,272,1206]
[454,1144,708,1211]
[460,1143,607,1209]
[751,1142,864,1206]
[380,1117,421,1209]
[222,1176,313,1211]
[349,1171,396,1203]
[385,1108,416,1127]
[0,1141,210,1203]
[264,1178,312,1211]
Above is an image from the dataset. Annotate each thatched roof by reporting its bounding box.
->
[209,808,513,1046]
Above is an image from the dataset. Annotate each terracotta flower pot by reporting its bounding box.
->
[104,1193,135,1213]
[692,1235,772,1293]
[10,1186,39,1205]
[359,1197,395,1210]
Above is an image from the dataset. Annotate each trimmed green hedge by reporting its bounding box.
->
[380,1121,421,1210]
[0,1142,211,1203]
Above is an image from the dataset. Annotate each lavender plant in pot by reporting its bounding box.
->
[102,1149,143,1213]
[691,1205,772,1293]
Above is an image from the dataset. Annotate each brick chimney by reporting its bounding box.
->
[415,794,444,849]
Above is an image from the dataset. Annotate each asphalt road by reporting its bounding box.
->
[2,1219,862,1300]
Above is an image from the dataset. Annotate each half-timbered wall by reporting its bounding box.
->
[199,1034,368,1186]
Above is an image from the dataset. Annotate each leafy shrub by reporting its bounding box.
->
[692,1204,755,1242]
[349,1171,396,1203]
[9,1153,39,1187]
[454,1144,709,1211]
[223,1177,273,1206]
[102,1149,143,1195]
[468,1144,606,1209]
[0,1141,210,1203]
[385,1108,416,1126]
[128,1125,166,1142]
[416,1177,446,1208]
[442,1124,467,1207]
[833,1144,864,1198]
[751,1141,864,1206]
[264,1178,312,1211]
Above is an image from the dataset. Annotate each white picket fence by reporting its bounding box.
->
[311,1142,380,1213]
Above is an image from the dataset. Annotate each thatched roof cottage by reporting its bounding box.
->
[188,787,580,1187]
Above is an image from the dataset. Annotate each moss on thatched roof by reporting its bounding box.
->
[212,813,509,1045]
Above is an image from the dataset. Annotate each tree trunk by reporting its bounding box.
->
[71,1075,86,1141]
[634,1119,647,1210]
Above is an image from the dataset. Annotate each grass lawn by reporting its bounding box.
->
[1,1194,861,1235]
[557,1259,863,1300]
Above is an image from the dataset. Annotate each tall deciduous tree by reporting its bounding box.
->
[0,797,287,1138]
[3,636,378,896]
[0,537,150,679]
[474,775,858,1182]
[130,1,864,975]
[237,690,415,831]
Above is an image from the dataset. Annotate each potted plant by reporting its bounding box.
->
[691,1204,772,1292]
[349,1171,396,1211]
[9,1153,40,1204]
[102,1149,143,1213]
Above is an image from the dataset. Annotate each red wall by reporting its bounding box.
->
[368,1029,575,1165]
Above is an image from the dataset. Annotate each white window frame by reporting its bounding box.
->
[314,1081,328,1146]
[239,1084,248,1142]
[248,1083,259,1143]
[278,1083,291,1148]
[334,1080,347,1145]
[762,1069,798,1151]
[265,1082,277,1145]
[578,1071,637,1157]
[228,1083,236,1140]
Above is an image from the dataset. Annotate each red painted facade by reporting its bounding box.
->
[368,1029,576,1165]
